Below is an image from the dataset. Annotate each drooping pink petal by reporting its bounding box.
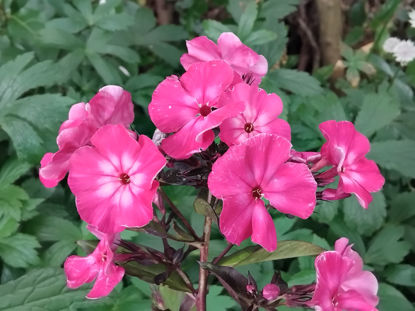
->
[65,254,99,289]
[219,83,290,146]
[343,158,384,193]
[319,120,370,169]
[263,162,317,219]
[251,200,277,251]
[312,238,379,311]
[89,85,134,127]
[219,193,254,246]
[68,124,166,233]
[87,264,125,299]
[180,36,220,70]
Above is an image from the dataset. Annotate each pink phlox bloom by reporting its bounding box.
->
[208,134,317,252]
[317,120,384,209]
[180,32,268,85]
[68,124,166,233]
[312,238,379,311]
[262,283,280,301]
[64,226,124,299]
[290,150,321,165]
[149,60,244,159]
[219,83,291,146]
[39,86,134,188]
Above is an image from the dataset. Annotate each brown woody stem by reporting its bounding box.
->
[196,215,212,310]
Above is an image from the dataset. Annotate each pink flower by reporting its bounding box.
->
[316,121,384,208]
[219,83,290,146]
[180,32,268,85]
[39,86,134,188]
[149,60,243,159]
[262,283,280,301]
[68,124,166,233]
[64,226,124,299]
[208,134,317,251]
[312,238,379,311]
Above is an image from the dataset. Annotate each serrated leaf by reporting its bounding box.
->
[365,225,411,266]
[261,69,323,96]
[148,42,183,68]
[102,45,140,63]
[385,264,415,287]
[0,233,40,268]
[87,52,122,84]
[203,20,233,41]
[27,216,82,242]
[0,268,92,310]
[237,1,257,39]
[389,192,415,223]
[0,184,28,220]
[95,13,134,31]
[138,25,187,45]
[40,27,84,50]
[218,241,325,267]
[245,29,277,46]
[369,140,415,178]
[43,240,77,267]
[354,93,400,136]
[0,158,30,185]
[378,283,415,311]
[0,216,18,239]
[260,0,300,21]
[343,192,386,236]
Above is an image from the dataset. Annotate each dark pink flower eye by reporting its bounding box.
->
[244,122,254,133]
[251,186,262,199]
[119,173,130,185]
[200,105,211,117]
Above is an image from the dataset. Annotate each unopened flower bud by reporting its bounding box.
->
[246,284,256,294]
[262,283,280,301]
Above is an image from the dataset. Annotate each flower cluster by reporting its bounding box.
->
[40,32,384,308]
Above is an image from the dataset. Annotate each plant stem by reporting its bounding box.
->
[159,188,200,241]
[196,216,212,311]
[212,243,233,265]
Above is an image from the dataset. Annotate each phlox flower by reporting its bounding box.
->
[262,283,280,301]
[149,60,243,159]
[312,238,379,311]
[68,124,166,233]
[180,32,268,85]
[39,86,134,188]
[219,83,291,146]
[316,120,384,209]
[208,134,317,252]
[64,226,124,299]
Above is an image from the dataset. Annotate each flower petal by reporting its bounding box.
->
[263,162,317,219]
[180,36,220,70]
[251,200,277,252]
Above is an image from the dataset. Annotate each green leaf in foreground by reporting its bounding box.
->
[377,283,415,311]
[0,233,40,268]
[0,268,91,311]
[218,241,325,267]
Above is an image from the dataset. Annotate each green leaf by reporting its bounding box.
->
[218,241,325,267]
[260,0,300,21]
[0,158,30,185]
[87,52,122,84]
[369,140,415,178]
[244,30,277,46]
[0,216,18,239]
[0,268,92,310]
[237,1,257,39]
[354,93,400,136]
[95,13,134,31]
[0,184,28,220]
[147,42,183,67]
[40,27,84,50]
[385,264,415,287]
[261,69,323,96]
[377,283,415,311]
[389,192,415,223]
[27,216,82,242]
[365,225,411,266]
[102,45,140,64]
[139,25,188,45]
[343,192,386,236]
[203,20,233,41]
[0,233,40,268]
[207,285,236,310]
[43,240,77,267]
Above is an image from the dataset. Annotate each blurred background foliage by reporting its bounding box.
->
[0,0,414,310]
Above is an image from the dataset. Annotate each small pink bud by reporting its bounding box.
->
[262,283,280,301]
[246,284,256,294]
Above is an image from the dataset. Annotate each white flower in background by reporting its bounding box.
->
[383,37,401,53]
[393,40,415,66]
[409,9,415,28]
